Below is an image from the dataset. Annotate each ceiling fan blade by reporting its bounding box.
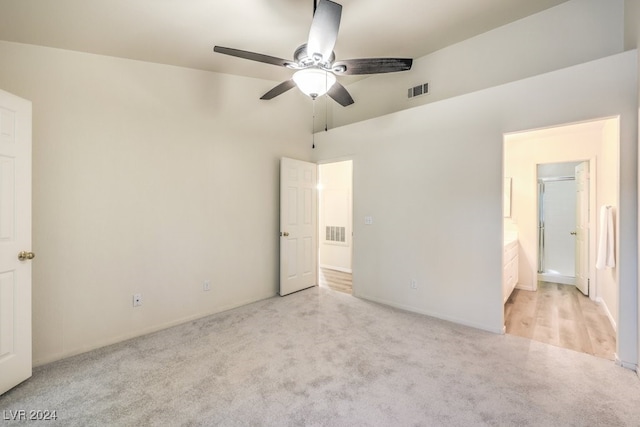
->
[332,58,413,75]
[214,46,293,68]
[327,81,354,107]
[307,0,342,62]
[260,79,297,100]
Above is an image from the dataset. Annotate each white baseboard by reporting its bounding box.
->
[537,273,575,285]
[357,293,504,335]
[319,264,352,273]
[32,291,276,368]
[515,284,535,291]
[596,297,617,332]
[615,354,638,371]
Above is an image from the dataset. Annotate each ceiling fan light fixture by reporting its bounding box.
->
[292,68,336,98]
[213,0,412,106]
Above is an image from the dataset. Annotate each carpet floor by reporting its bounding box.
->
[1,286,639,426]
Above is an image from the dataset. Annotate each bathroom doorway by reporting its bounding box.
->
[318,160,353,295]
[536,161,586,291]
[503,118,619,360]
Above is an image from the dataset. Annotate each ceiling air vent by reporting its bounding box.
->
[408,83,429,99]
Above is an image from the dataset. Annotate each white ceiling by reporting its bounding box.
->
[0,0,569,83]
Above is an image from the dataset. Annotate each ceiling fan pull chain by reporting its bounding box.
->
[312,98,316,149]
[325,71,329,132]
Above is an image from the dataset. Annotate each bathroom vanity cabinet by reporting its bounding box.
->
[503,238,519,303]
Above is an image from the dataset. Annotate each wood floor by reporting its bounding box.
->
[319,267,352,294]
[505,281,616,360]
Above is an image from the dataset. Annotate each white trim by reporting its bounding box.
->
[32,291,276,367]
[515,284,535,291]
[320,264,352,273]
[615,354,638,371]
[537,273,576,285]
[596,297,617,332]
[358,293,504,334]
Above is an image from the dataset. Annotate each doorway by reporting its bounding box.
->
[537,162,581,287]
[503,118,619,360]
[318,160,353,295]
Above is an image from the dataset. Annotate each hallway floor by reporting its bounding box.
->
[319,267,352,294]
[505,281,616,360]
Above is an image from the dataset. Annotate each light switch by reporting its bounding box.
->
[364,216,373,225]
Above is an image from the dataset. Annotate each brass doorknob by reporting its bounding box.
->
[18,251,35,261]
[282,232,289,237]
[570,231,577,236]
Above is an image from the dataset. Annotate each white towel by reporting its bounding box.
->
[596,205,615,269]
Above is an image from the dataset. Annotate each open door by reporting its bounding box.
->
[575,161,589,295]
[280,157,317,296]
[0,89,33,394]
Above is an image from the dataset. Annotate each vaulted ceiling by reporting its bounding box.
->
[0,0,569,83]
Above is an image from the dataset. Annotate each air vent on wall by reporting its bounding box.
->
[326,226,346,243]
[408,83,429,99]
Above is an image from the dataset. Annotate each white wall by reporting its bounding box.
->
[323,0,625,130]
[624,0,640,50]
[0,41,312,365]
[624,0,640,372]
[312,52,637,365]
[319,161,352,272]
[599,120,622,330]
[504,119,619,328]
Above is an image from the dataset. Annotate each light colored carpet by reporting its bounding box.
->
[1,286,639,426]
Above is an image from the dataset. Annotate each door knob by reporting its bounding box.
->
[282,232,289,237]
[570,231,577,236]
[18,251,35,261]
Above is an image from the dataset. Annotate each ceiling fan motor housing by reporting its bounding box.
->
[293,44,335,70]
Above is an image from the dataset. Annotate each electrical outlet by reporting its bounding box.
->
[203,280,211,291]
[410,279,417,290]
[133,293,142,307]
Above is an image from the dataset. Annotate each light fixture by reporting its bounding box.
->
[292,68,336,99]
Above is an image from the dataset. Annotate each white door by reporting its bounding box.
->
[0,89,33,394]
[575,162,589,295]
[280,157,317,296]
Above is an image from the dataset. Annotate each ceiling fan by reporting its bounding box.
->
[213,0,413,106]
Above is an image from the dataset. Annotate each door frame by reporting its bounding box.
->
[533,159,596,297]
[536,174,578,286]
[316,157,354,295]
